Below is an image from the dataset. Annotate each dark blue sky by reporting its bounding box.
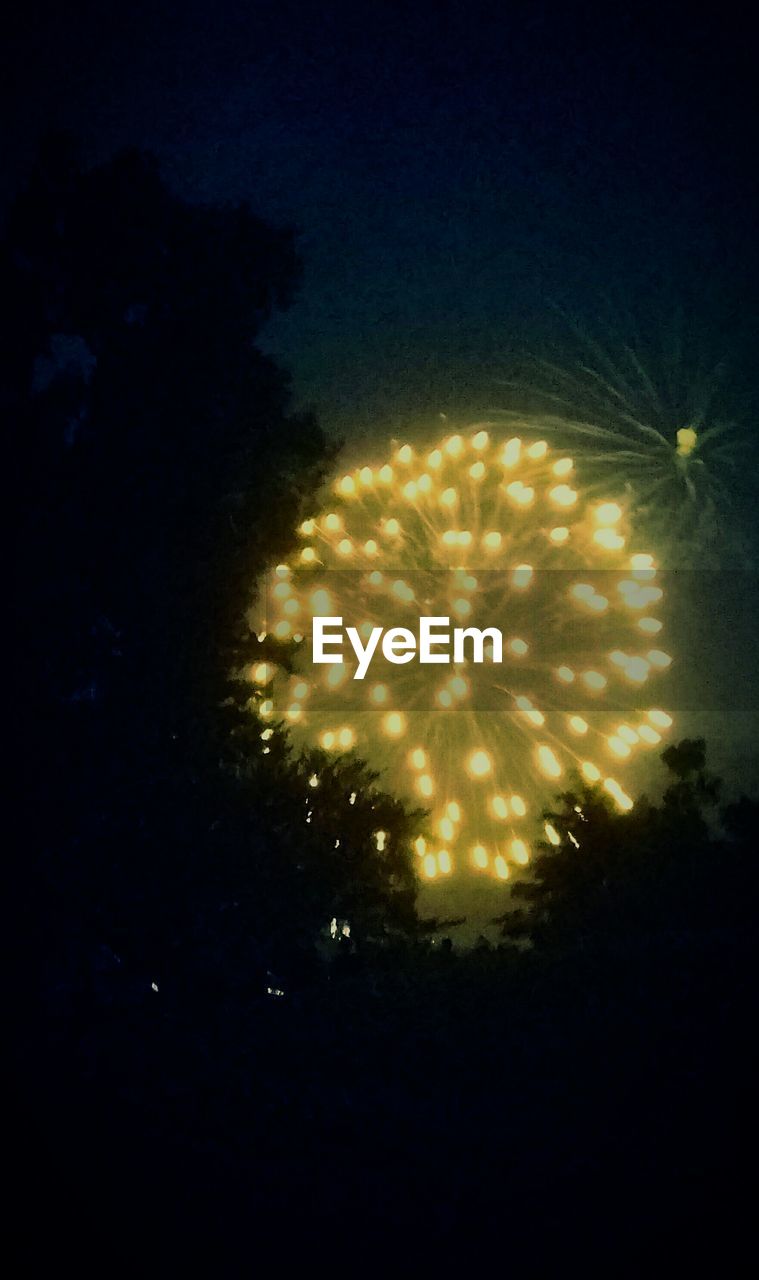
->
[6,2,758,439]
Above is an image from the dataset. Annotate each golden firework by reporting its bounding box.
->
[250,427,674,882]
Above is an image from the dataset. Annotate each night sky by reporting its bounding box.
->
[6,2,758,438]
[7,2,758,821]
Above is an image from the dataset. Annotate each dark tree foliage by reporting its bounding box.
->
[501,739,754,956]
[8,137,420,1049]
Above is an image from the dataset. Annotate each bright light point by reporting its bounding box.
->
[483,530,502,550]
[378,464,393,484]
[300,519,316,536]
[637,724,661,745]
[647,649,672,669]
[437,689,453,708]
[556,666,575,683]
[383,711,407,737]
[472,844,489,868]
[512,564,533,588]
[469,461,485,480]
[545,823,561,846]
[414,836,427,856]
[375,830,386,851]
[494,855,510,880]
[321,730,335,749]
[527,440,548,460]
[507,481,534,506]
[418,774,434,798]
[453,597,472,617]
[301,547,317,564]
[510,795,526,817]
[624,657,650,683]
[472,430,489,450]
[594,528,625,551]
[410,747,427,770]
[260,728,274,741]
[397,444,413,464]
[550,526,570,544]
[440,487,458,508]
[581,761,601,782]
[552,457,573,476]
[501,438,521,467]
[595,502,622,525]
[510,638,529,656]
[417,473,432,493]
[423,853,438,879]
[427,449,442,469]
[444,434,463,457]
[582,671,607,691]
[371,683,388,704]
[327,663,346,688]
[676,426,698,457]
[604,778,633,811]
[274,620,291,638]
[383,518,400,538]
[364,539,379,556]
[608,735,631,759]
[491,795,509,820]
[617,725,639,744]
[631,552,655,572]
[338,727,355,749]
[468,749,492,778]
[449,675,467,697]
[337,538,353,556]
[286,703,302,722]
[360,466,373,486]
[549,484,577,507]
[569,715,588,735]
[439,817,454,841]
[510,838,529,865]
[339,475,356,496]
[638,617,662,634]
[402,481,418,501]
[391,579,414,602]
[446,801,461,822]
[252,663,271,684]
[437,850,452,874]
[273,581,291,600]
[324,513,342,532]
[537,745,562,778]
[648,709,673,729]
[308,773,319,788]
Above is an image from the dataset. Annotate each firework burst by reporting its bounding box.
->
[249,428,674,882]
[496,307,753,568]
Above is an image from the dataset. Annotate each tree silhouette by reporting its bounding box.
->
[7,137,420,1042]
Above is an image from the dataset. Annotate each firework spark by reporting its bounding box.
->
[496,312,751,567]
[249,428,674,881]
